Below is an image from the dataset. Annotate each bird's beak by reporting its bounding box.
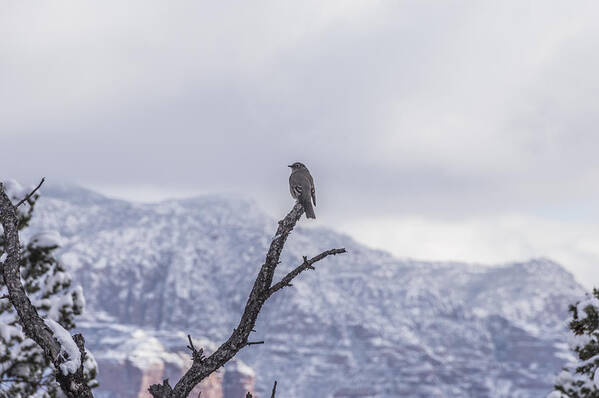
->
[288,165,293,168]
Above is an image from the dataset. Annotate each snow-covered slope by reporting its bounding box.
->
[28,184,584,397]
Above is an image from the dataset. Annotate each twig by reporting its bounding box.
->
[271,380,277,398]
[186,334,205,362]
[268,248,347,297]
[15,177,45,208]
[186,334,196,351]
[246,341,264,346]
[148,379,172,398]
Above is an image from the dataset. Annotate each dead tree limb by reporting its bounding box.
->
[0,183,94,398]
[149,202,347,397]
[270,380,277,398]
[15,177,45,208]
[247,379,276,398]
[1,179,345,398]
[268,249,346,297]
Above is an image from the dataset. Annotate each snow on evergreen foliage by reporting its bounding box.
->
[0,180,98,397]
[550,289,599,398]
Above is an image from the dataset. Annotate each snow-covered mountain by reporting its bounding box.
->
[27,184,584,398]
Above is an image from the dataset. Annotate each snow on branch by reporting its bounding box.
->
[44,318,81,375]
[0,182,94,398]
[149,202,347,398]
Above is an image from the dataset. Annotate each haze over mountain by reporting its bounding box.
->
[24,184,584,398]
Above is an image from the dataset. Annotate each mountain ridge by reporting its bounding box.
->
[25,183,584,397]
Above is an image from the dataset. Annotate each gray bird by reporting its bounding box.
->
[288,162,316,219]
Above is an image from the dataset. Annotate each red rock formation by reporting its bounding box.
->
[94,349,257,398]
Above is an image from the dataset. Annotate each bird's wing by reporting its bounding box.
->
[308,173,316,206]
[289,172,306,199]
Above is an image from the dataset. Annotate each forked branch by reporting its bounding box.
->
[1,179,345,398]
[149,202,346,397]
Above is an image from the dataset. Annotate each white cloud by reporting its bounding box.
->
[2,1,599,286]
[340,214,599,289]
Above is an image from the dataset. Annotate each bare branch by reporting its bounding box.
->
[148,379,173,397]
[186,334,205,363]
[268,248,347,297]
[15,177,45,208]
[0,184,94,398]
[246,341,264,346]
[271,380,277,398]
[148,202,347,397]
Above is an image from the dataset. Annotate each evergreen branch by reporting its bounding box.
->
[0,184,94,398]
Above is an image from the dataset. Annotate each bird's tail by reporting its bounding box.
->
[302,198,316,219]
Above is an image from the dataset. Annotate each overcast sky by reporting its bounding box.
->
[2,1,599,288]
